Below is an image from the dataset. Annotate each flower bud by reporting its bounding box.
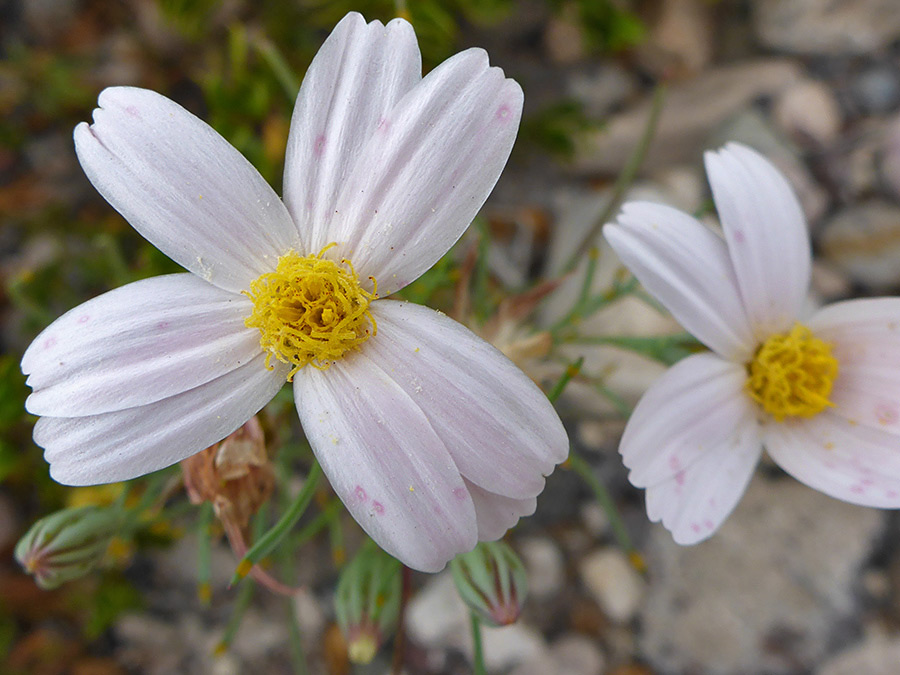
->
[450,541,528,627]
[15,505,124,589]
[334,542,402,664]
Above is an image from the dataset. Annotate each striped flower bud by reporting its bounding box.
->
[450,541,527,627]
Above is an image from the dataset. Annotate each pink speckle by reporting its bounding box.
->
[708,497,717,508]
[452,487,467,501]
[691,522,701,533]
[125,105,140,117]
[372,501,384,515]
[668,455,681,472]
[875,401,899,426]
[674,470,686,487]
[850,485,865,495]
[888,490,898,499]
[354,485,368,503]
[43,336,57,349]
[377,117,390,132]
[157,321,170,330]
[314,134,326,157]
[862,477,875,487]
[77,314,90,324]
[703,519,714,530]
[496,104,512,121]
[733,230,746,244]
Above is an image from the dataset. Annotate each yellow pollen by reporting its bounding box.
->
[243,245,377,381]
[745,323,838,422]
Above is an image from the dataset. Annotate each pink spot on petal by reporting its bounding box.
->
[862,477,875,486]
[496,104,512,121]
[77,314,90,324]
[704,519,714,530]
[354,486,368,503]
[850,485,865,495]
[125,105,140,117]
[43,337,57,349]
[452,487,468,501]
[668,455,681,471]
[377,117,390,132]
[313,134,326,157]
[888,490,898,499]
[674,470,686,487]
[372,501,384,515]
[691,522,701,533]
[875,401,899,426]
[157,321,169,330]
[733,230,746,243]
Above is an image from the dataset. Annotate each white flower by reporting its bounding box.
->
[21,12,568,572]
[604,142,900,545]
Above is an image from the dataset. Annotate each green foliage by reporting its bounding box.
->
[520,99,600,160]
[563,0,645,52]
[79,577,144,639]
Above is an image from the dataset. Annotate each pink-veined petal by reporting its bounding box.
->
[35,352,288,486]
[705,143,811,337]
[604,202,756,361]
[293,353,478,573]
[23,274,259,417]
[619,352,763,544]
[283,12,421,251]
[764,412,900,508]
[464,479,537,542]
[74,87,298,293]
[363,300,568,499]
[324,49,522,295]
[807,298,900,433]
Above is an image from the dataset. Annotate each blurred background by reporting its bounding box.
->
[4,0,900,673]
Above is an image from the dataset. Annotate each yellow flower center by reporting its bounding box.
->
[745,323,838,422]
[243,246,377,381]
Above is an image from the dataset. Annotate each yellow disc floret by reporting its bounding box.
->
[745,323,838,422]
[244,246,377,380]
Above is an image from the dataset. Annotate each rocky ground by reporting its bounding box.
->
[5,0,900,673]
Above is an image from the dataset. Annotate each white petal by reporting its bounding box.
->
[283,13,421,251]
[765,413,900,508]
[705,143,811,337]
[294,353,478,573]
[464,479,537,541]
[363,300,568,499]
[74,87,298,293]
[35,353,288,486]
[604,202,755,361]
[808,298,900,433]
[324,49,523,295]
[620,352,763,544]
[23,274,259,416]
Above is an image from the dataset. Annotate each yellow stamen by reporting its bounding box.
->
[244,246,377,381]
[745,323,838,422]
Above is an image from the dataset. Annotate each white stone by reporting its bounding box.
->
[579,548,645,623]
[472,623,548,673]
[638,477,885,674]
[549,635,606,675]
[519,537,565,600]
[754,0,900,55]
[406,572,469,648]
[773,79,842,145]
[820,201,900,288]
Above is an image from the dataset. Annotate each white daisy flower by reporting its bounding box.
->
[604,142,900,545]
[21,12,568,572]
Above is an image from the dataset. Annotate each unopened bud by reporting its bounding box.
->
[335,542,402,664]
[450,541,528,627]
[15,505,124,589]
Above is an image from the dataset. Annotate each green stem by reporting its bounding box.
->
[567,451,643,572]
[562,84,667,274]
[569,333,698,365]
[251,35,300,101]
[547,357,584,403]
[215,578,256,655]
[230,462,322,585]
[470,612,486,675]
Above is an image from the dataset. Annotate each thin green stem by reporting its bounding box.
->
[470,612,486,675]
[569,333,698,365]
[215,578,256,655]
[251,35,300,101]
[230,462,322,585]
[567,451,644,573]
[562,84,667,274]
[547,357,584,403]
